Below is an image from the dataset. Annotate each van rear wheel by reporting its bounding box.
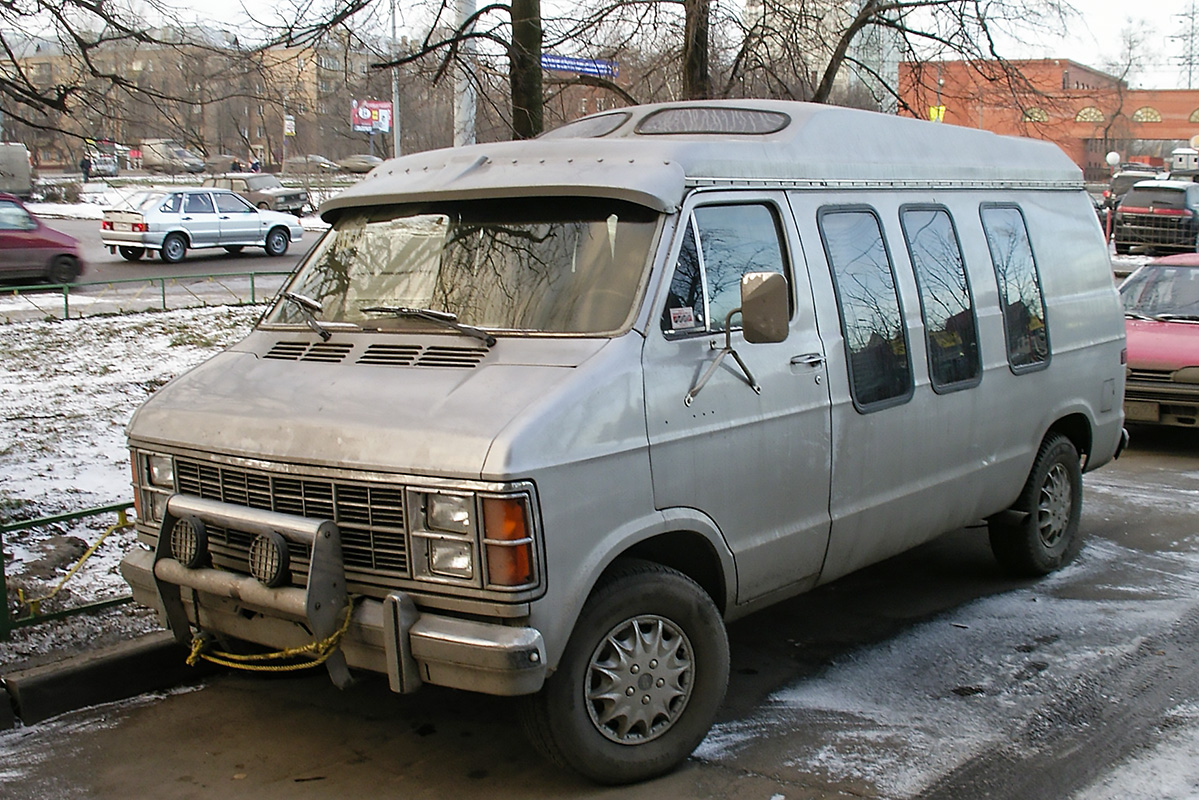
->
[989,433,1083,577]
[520,559,728,784]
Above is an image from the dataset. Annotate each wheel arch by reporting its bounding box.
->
[609,529,728,614]
[534,508,735,670]
[1046,412,1092,464]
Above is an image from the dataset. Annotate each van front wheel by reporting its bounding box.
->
[989,433,1083,577]
[520,559,729,784]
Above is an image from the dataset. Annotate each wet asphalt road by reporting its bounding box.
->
[5,427,1199,799]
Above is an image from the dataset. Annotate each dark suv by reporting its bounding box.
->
[1113,180,1199,254]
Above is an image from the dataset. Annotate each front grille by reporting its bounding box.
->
[175,459,409,590]
[1128,368,1173,382]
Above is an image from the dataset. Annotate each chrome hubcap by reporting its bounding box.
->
[1037,463,1072,548]
[585,615,694,744]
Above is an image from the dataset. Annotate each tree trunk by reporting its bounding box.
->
[510,0,543,139]
[683,0,711,100]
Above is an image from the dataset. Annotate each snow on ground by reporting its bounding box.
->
[0,306,258,667]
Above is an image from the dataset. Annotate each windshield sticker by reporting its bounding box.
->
[670,307,697,329]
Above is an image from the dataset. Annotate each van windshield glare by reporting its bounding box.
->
[266,198,660,335]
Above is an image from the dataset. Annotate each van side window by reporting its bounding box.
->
[980,205,1049,369]
[818,208,912,409]
[899,207,981,390]
[660,204,788,335]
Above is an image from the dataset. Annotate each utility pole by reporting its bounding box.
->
[390,0,402,157]
[1173,0,1199,89]
[454,0,476,147]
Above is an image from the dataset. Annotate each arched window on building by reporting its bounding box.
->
[1132,107,1162,123]
[1189,108,1199,123]
[1022,107,1050,122]
[1075,106,1104,123]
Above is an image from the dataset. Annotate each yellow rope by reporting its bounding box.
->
[186,598,356,672]
[18,510,132,616]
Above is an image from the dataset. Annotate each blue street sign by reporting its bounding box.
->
[540,54,619,79]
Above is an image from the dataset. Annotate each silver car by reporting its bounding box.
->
[101,187,305,263]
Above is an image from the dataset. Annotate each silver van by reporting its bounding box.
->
[121,100,1127,783]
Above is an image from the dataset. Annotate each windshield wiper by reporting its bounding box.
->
[360,306,497,347]
[1153,313,1199,322]
[282,291,333,341]
[1124,311,1158,320]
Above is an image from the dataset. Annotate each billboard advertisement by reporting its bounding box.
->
[352,100,393,133]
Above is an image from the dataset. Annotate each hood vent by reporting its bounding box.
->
[264,341,354,363]
[415,346,489,368]
[266,340,489,369]
[357,344,421,366]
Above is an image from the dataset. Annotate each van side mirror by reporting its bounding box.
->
[740,271,789,344]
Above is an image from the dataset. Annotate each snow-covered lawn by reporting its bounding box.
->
[0,306,257,666]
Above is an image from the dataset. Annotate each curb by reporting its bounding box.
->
[1,631,210,728]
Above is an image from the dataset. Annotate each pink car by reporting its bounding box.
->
[1120,252,1199,427]
[0,192,86,284]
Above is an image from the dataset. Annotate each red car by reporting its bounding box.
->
[1120,252,1199,427]
[0,191,86,284]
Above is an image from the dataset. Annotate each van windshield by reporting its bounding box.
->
[266,197,660,335]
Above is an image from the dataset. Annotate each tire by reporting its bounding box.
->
[257,202,270,210]
[160,233,187,263]
[520,559,729,784]
[989,433,1083,577]
[118,246,145,261]
[46,256,79,284]
[223,245,244,254]
[264,227,290,257]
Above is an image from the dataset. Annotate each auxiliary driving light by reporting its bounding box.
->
[169,515,208,569]
[248,531,290,587]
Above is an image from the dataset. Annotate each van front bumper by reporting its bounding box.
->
[120,495,547,697]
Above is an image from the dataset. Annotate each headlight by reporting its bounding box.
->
[427,493,473,534]
[147,454,174,487]
[429,539,474,579]
[1175,366,1199,384]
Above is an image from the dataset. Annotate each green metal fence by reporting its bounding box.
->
[1,271,291,323]
[0,502,135,640]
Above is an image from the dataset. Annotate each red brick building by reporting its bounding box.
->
[898,59,1199,181]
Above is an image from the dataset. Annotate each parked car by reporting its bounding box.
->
[0,192,85,283]
[100,187,305,263]
[1112,180,1199,254]
[1120,253,1199,427]
[336,154,383,173]
[1103,168,1160,213]
[202,173,308,216]
[282,154,340,174]
[204,153,239,173]
[87,152,119,178]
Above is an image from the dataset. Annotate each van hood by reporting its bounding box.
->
[1126,318,1199,370]
[127,335,610,479]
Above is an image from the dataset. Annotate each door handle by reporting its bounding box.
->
[790,353,825,367]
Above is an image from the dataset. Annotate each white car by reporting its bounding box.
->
[101,187,305,263]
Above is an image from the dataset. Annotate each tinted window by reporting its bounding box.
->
[981,205,1048,369]
[819,208,912,408]
[185,193,215,214]
[900,207,981,389]
[1121,187,1188,209]
[660,204,789,335]
[539,113,630,139]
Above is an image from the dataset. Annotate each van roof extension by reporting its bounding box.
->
[321,99,1083,220]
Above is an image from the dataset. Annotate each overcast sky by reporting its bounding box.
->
[160,0,1193,90]
[999,0,1192,89]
